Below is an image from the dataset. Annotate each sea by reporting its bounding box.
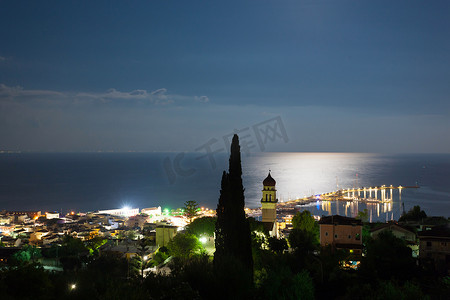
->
[0,152,449,222]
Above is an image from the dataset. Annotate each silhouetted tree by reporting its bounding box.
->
[360,230,417,281]
[343,280,428,300]
[399,205,427,222]
[59,235,89,271]
[214,134,254,290]
[183,200,200,223]
[255,266,315,300]
[268,237,288,253]
[1,263,54,299]
[288,228,319,255]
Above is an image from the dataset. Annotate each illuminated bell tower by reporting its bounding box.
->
[261,171,278,223]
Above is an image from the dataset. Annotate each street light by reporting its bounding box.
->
[69,283,76,291]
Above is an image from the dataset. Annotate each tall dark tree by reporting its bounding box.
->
[183,200,200,223]
[214,134,253,277]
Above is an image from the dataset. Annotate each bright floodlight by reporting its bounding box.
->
[143,255,148,261]
[70,283,76,290]
[199,237,207,244]
[122,206,130,211]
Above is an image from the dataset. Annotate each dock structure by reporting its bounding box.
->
[279,185,419,206]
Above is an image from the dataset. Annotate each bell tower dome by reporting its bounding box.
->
[261,171,278,223]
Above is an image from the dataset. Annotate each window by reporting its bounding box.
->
[355,233,360,241]
[348,235,352,239]
[269,194,272,201]
[325,232,328,236]
[334,234,338,238]
[426,241,432,247]
[265,194,268,201]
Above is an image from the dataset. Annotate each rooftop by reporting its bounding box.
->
[318,215,362,226]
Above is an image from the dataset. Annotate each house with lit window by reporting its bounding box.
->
[418,225,450,275]
[319,215,363,257]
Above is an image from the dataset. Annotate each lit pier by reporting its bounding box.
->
[280,185,419,206]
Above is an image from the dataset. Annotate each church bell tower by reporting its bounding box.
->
[261,171,278,223]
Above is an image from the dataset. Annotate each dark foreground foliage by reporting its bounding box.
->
[2,230,449,300]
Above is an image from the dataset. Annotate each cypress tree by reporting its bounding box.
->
[214,134,253,276]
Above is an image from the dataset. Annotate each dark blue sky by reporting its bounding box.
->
[0,0,449,152]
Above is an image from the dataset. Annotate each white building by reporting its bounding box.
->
[97,207,139,218]
[46,212,60,219]
[141,206,162,216]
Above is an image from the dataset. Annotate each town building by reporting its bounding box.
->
[3,210,41,220]
[126,214,149,230]
[261,172,278,237]
[155,222,178,248]
[141,206,162,217]
[319,215,363,257]
[46,212,60,219]
[418,225,450,275]
[370,222,418,257]
[97,207,139,218]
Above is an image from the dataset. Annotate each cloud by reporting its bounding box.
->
[195,96,210,103]
[0,84,64,102]
[0,83,209,107]
[150,88,167,96]
[76,87,173,105]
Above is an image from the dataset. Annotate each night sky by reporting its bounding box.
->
[1,0,449,153]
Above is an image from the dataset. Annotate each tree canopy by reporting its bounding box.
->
[268,237,288,253]
[167,232,203,259]
[291,210,319,246]
[356,209,369,223]
[183,200,200,223]
[292,210,316,232]
[186,216,216,237]
[399,205,427,222]
[288,228,318,254]
[360,230,417,281]
[9,245,42,266]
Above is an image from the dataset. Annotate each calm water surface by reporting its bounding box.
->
[0,152,448,221]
